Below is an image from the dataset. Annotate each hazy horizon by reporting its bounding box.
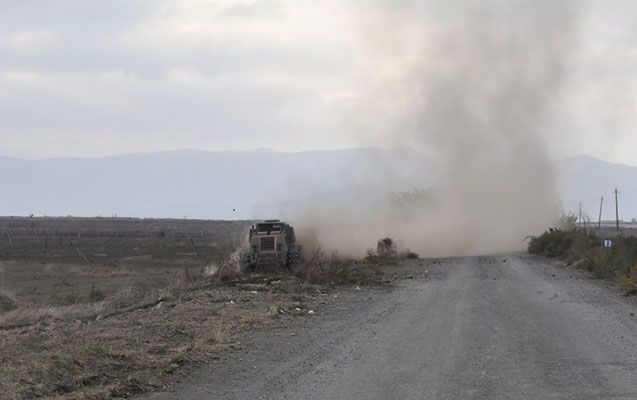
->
[1,148,635,256]
[1,147,635,169]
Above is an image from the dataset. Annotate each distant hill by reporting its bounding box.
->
[1,149,634,221]
[555,155,637,222]
[0,148,433,219]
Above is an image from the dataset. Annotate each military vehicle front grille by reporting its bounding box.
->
[260,236,275,251]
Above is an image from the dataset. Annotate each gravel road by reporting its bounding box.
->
[142,254,637,399]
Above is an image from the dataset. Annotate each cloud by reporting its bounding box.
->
[0,1,359,157]
[222,0,283,17]
[0,0,635,163]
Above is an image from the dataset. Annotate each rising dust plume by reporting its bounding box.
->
[290,0,578,257]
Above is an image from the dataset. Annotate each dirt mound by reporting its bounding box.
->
[0,292,18,313]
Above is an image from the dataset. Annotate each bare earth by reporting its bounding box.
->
[141,254,637,400]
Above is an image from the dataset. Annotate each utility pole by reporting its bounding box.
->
[614,188,620,232]
[598,195,604,231]
[578,202,583,228]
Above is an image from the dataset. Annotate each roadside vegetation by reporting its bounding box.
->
[528,214,637,296]
[293,251,384,286]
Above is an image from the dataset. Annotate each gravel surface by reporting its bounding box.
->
[141,254,637,399]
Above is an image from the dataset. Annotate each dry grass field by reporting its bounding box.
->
[0,217,249,305]
[0,217,386,399]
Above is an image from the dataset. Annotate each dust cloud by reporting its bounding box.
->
[288,0,578,257]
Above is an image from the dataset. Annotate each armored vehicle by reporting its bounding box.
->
[240,220,301,268]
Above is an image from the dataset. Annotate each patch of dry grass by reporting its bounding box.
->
[620,265,637,296]
[293,250,384,286]
[0,253,382,399]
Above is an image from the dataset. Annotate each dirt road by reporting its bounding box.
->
[142,254,637,399]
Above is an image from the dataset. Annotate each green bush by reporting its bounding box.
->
[528,228,583,258]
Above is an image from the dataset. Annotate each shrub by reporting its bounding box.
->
[403,251,419,259]
[377,237,397,258]
[528,228,578,258]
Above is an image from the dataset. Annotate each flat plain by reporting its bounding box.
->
[0,217,387,399]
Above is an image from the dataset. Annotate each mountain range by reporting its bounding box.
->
[0,149,634,221]
[555,155,637,223]
[0,148,433,220]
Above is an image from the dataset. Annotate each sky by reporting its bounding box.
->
[1,0,637,165]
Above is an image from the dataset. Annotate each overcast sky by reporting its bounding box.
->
[1,0,636,165]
